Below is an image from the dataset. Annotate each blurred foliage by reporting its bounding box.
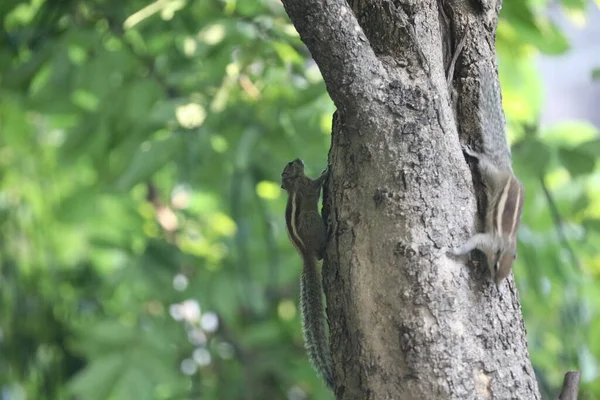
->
[0,0,598,399]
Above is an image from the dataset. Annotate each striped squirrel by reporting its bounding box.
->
[448,66,525,287]
[281,159,333,390]
[449,146,525,287]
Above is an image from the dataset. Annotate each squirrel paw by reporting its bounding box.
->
[445,246,465,257]
[461,145,481,159]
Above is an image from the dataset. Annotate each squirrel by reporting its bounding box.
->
[281,159,334,390]
[448,65,525,288]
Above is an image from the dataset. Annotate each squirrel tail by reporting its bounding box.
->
[478,63,512,170]
[300,257,334,390]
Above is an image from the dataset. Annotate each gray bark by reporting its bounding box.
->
[280,0,541,399]
[559,371,581,400]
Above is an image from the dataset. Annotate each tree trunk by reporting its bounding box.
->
[280,0,541,399]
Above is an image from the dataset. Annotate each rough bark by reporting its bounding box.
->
[280,0,541,399]
[559,371,581,400]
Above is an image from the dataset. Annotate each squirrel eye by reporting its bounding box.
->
[494,262,499,272]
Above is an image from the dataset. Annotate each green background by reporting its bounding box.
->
[1,0,599,399]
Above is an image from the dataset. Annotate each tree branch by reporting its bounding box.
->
[539,176,581,271]
[280,0,386,116]
[559,370,581,400]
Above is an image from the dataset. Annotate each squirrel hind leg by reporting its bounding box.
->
[316,235,327,261]
[316,219,333,261]
[301,212,327,260]
[316,250,325,261]
[463,146,508,190]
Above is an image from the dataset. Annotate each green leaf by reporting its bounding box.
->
[124,80,162,121]
[570,193,589,215]
[561,0,587,10]
[55,190,100,224]
[109,368,156,400]
[29,62,53,96]
[575,138,600,157]
[60,116,110,163]
[589,314,600,356]
[558,147,596,177]
[513,138,551,176]
[533,22,570,55]
[3,0,42,27]
[592,68,600,80]
[68,350,168,400]
[114,134,184,192]
[74,320,137,354]
[2,43,54,90]
[541,121,598,146]
[69,318,180,400]
[241,321,283,347]
[501,1,569,55]
[69,353,125,400]
[272,41,303,65]
[236,0,268,17]
[0,95,33,147]
[71,89,100,112]
[583,219,600,234]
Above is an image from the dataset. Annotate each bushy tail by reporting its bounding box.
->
[300,257,334,390]
[478,63,512,170]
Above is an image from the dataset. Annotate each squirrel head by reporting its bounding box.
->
[488,241,517,288]
[281,159,305,190]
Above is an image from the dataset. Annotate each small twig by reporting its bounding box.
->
[539,176,581,271]
[559,370,581,400]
